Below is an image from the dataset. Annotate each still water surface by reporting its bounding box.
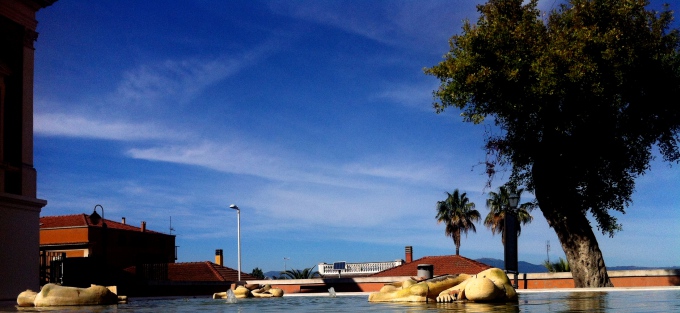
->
[4,289,679,312]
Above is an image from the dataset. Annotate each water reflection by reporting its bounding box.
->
[435,301,520,312]
[565,291,608,312]
[3,290,679,313]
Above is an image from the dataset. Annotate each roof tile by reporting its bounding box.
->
[126,262,258,282]
[40,214,167,235]
[371,255,491,277]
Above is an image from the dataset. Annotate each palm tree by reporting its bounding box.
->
[544,257,570,273]
[279,266,319,279]
[435,189,480,255]
[484,184,536,245]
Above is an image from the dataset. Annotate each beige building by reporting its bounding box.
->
[0,0,56,300]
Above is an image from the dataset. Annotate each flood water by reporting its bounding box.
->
[3,289,679,312]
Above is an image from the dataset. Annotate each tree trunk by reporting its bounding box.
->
[538,203,613,287]
[532,157,613,288]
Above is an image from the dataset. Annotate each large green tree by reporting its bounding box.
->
[484,184,536,245]
[436,189,481,255]
[250,267,265,279]
[426,0,680,287]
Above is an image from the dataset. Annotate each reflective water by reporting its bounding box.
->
[3,289,679,312]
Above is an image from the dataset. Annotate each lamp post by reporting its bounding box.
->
[504,192,520,288]
[229,204,241,282]
[89,204,106,284]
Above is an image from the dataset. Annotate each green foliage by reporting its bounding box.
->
[250,267,265,279]
[484,184,537,245]
[436,189,481,255]
[544,257,570,273]
[425,0,680,237]
[279,266,320,279]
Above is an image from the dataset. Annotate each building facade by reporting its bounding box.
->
[0,0,56,300]
[40,214,176,286]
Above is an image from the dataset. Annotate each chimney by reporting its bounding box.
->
[405,246,413,263]
[215,249,223,266]
[141,221,146,232]
[121,217,126,225]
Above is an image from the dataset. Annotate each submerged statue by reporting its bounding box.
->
[17,283,126,307]
[213,284,284,299]
[368,268,517,303]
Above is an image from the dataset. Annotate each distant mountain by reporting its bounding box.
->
[476,258,548,273]
[264,270,282,279]
[476,258,679,273]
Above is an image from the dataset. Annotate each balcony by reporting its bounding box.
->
[318,260,404,277]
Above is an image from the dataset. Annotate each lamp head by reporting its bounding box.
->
[89,210,102,224]
[89,204,104,224]
[229,204,239,210]
[508,192,520,209]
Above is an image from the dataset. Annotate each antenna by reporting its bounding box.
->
[283,257,290,271]
[546,240,551,263]
[169,216,175,235]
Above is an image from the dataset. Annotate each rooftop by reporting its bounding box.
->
[125,261,258,282]
[371,254,491,277]
[40,214,168,235]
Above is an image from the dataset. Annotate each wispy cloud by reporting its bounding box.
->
[126,140,457,189]
[34,41,277,141]
[115,53,259,106]
[34,112,180,141]
[374,82,438,111]
[269,1,480,50]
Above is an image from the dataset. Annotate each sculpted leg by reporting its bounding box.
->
[368,281,429,302]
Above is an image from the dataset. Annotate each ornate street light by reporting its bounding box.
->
[89,204,104,225]
[229,204,241,282]
[89,204,107,283]
[504,192,520,288]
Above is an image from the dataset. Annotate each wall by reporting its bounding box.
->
[90,227,176,270]
[0,195,45,299]
[512,270,680,289]
[40,227,89,245]
[0,0,54,300]
[243,270,680,294]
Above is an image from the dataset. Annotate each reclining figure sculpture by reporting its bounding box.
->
[17,283,126,307]
[213,284,284,299]
[368,268,517,303]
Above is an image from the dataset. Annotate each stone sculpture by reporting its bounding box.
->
[17,283,126,307]
[368,268,517,303]
[213,284,284,299]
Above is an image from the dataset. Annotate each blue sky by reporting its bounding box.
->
[34,0,679,273]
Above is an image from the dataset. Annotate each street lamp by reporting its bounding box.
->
[229,204,241,282]
[504,192,520,288]
[89,204,107,284]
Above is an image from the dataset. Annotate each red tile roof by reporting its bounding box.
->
[371,255,491,277]
[40,214,166,235]
[125,261,257,282]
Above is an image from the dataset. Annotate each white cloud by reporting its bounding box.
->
[115,56,245,106]
[269,1,480,50]
[374,82,437,111]
[34,112,180,141]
